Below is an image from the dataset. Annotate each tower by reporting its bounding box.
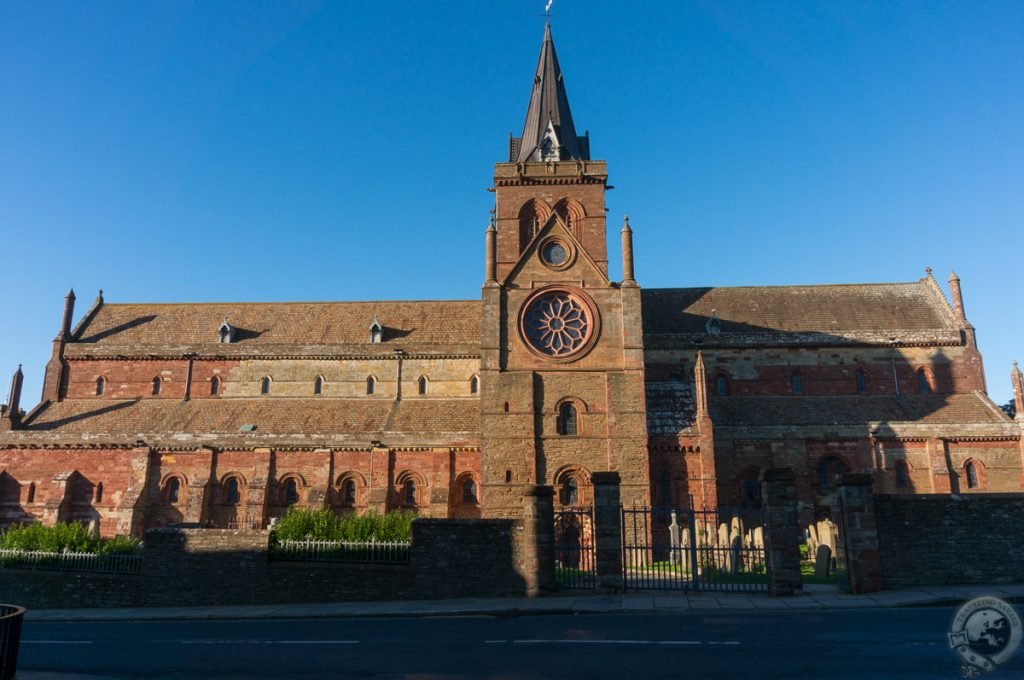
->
[481,24,649,516]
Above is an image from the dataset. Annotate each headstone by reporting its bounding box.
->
[729,536,743,573]
[814,544,833,579]
[669,511,681,565]
[753,526,764,549]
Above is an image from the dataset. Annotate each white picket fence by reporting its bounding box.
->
[270,539,410,564]
[0,548,142,575]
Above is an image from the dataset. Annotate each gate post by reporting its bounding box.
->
[836,473,884,593]
[522,485,556,596]
[591,471,624,593]
[760,468,802,596]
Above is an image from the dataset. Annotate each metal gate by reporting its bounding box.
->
[554,508,596,589]
[621,501,768,592]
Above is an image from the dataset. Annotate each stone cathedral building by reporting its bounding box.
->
[2,25,1023,537]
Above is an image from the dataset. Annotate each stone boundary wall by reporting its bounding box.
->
[0,518,526,609]
[875,493,1024,588]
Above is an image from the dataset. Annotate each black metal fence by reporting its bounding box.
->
[622,503,768,592]
[554,508,596,589]
[0,604,24,680]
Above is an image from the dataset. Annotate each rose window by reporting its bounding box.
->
[522,291,594,357]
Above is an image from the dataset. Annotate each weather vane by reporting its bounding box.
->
[544,0,554,20]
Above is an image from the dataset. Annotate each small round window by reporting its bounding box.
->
[538,237,574,270]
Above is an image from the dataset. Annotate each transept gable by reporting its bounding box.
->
[501,211,609,290]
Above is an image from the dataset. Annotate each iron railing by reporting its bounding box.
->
[269,539,410,564]
[554,509,596,589]
[0,604,24,680]
[0,549,142,575]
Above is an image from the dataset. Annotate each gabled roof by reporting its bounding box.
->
[513,23,587,162]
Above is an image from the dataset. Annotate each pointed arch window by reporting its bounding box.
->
[370,320,383,344]
[917,369,931,394]
[557,402,578,436]
[791,371,804,396]
[152,377,162,396]
[895,460,910,490]
[313,375,324,396]
[283,478,299,506]
[260,376,271,395]
[518,199,551,251]
[96,376,106,396]
[418,376,428,395]
[210,376,221,396]
[966,462,979,489]
[856,370,868,395]
[366,376,376,395]
[470,375,479,395]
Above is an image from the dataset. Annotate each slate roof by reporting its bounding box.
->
[3,398,480,448]
[66,300,481,357]
[641,279,957,345]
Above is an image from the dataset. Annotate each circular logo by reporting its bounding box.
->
[949,597,1022,673]
[518,286,600,361]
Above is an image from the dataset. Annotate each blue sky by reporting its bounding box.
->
[0,1,1021,405]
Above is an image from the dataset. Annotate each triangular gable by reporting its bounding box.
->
[502,211,609,288]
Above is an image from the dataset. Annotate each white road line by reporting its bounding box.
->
[22,640,93,645]
[179,640,359,645]
[707,641,741,645]
[511,640,711,645]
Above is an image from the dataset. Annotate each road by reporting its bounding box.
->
[15,606,1022,679]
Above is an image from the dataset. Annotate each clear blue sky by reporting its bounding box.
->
[1,1,1021,406]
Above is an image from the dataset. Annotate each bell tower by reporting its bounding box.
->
[481,23,649,518]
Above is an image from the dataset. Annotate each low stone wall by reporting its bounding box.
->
[875,493,1024,588]
[1,518,526,609]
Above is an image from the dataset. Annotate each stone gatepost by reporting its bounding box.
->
[836,473,884,593]
[522,485,555,596]
[591,471,623,594]
[760,468,802,596]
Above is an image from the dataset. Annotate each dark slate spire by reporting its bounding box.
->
[512,23,588,163]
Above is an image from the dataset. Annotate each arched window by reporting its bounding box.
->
[518,199,551,251]
[553,198,585,238]
[741,477,761,508]
[152,377,161,396]
[917,369,931,394]
[210,376,221,396]
[403,479,417,505]
[791,371,803,396]
[366,376,375,395]
[503,401,510,413]
[218,321,234,344]
[96,376,106,396]
[856,370,868,395]
[166,477,181,503]
[342,479,356,505]
[283,478,299,506]
[94,482,103,503]
[462,479,478,504]
[27,482,36,504]
[715,373,729,396]
[260,376,271,395]
[370,320,383,344]
[558,402,578,436]
[817,458,845,493]
[224,478,241,504]
[418,376,428,395]
[313,376,323,395]
[470,375,479,395]
[895,460,910,490]
[505,469,512,483]
[966,462,979,489]
[659,469,672,509]
[562,477,579,505]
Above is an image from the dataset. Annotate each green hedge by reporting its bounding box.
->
[273,508,414,542]
[0,522,141,555]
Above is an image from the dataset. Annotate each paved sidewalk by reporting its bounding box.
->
[21,583,1024,623]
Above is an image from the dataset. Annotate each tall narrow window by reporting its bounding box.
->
[96,376,106,396]
[742,478,761,508]
[660,469,672,509]
[313,376,323,395]
[818,458,845,493]
[343,479,356,505]
[210,376,221,396]
[462,480,478,504]
[856,370,868,395]
[166,477,181,503]
[895,461,910,490]
[505,469,512,483]
[562,477,579,505]
[403,479,417,505]
[370,320,383,344]
[470,375,479,395]
[224,478,240,504]
[260,376,271,395]
[418,376,427,395]
[366,376,375,395]
[284,479,298,506]
[715,374,729,396]
[152,377,161,396]
[917,369,931,394]
[791,371,803,396]
[966,462,979,489]
[94,482,103,503]
[558,402,578,436]
[27,482,36,504]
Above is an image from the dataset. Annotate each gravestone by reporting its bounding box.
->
[814,544,833,579]
[669,511,681,565]
[729,536,743,573]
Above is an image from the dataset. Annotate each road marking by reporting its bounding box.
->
[509,640,716,646]
[179,640,359,645]
[707,641,741,645]
[22,640,93,645]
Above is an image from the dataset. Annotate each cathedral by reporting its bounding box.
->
[2,25,1023,537]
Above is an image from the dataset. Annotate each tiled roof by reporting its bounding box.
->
[67,300,481,356]
[5,398,481,448]
[641,280,955,341]
[645,380,697,436]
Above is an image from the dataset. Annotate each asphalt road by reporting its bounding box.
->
[15,606,1024,679]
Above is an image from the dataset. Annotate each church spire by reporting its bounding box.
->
[511,23,588,163]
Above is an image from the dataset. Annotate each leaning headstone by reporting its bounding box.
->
[814,544,833,579]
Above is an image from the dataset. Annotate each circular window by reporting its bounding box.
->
[519,287,600,361]
[537,237,574,271]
